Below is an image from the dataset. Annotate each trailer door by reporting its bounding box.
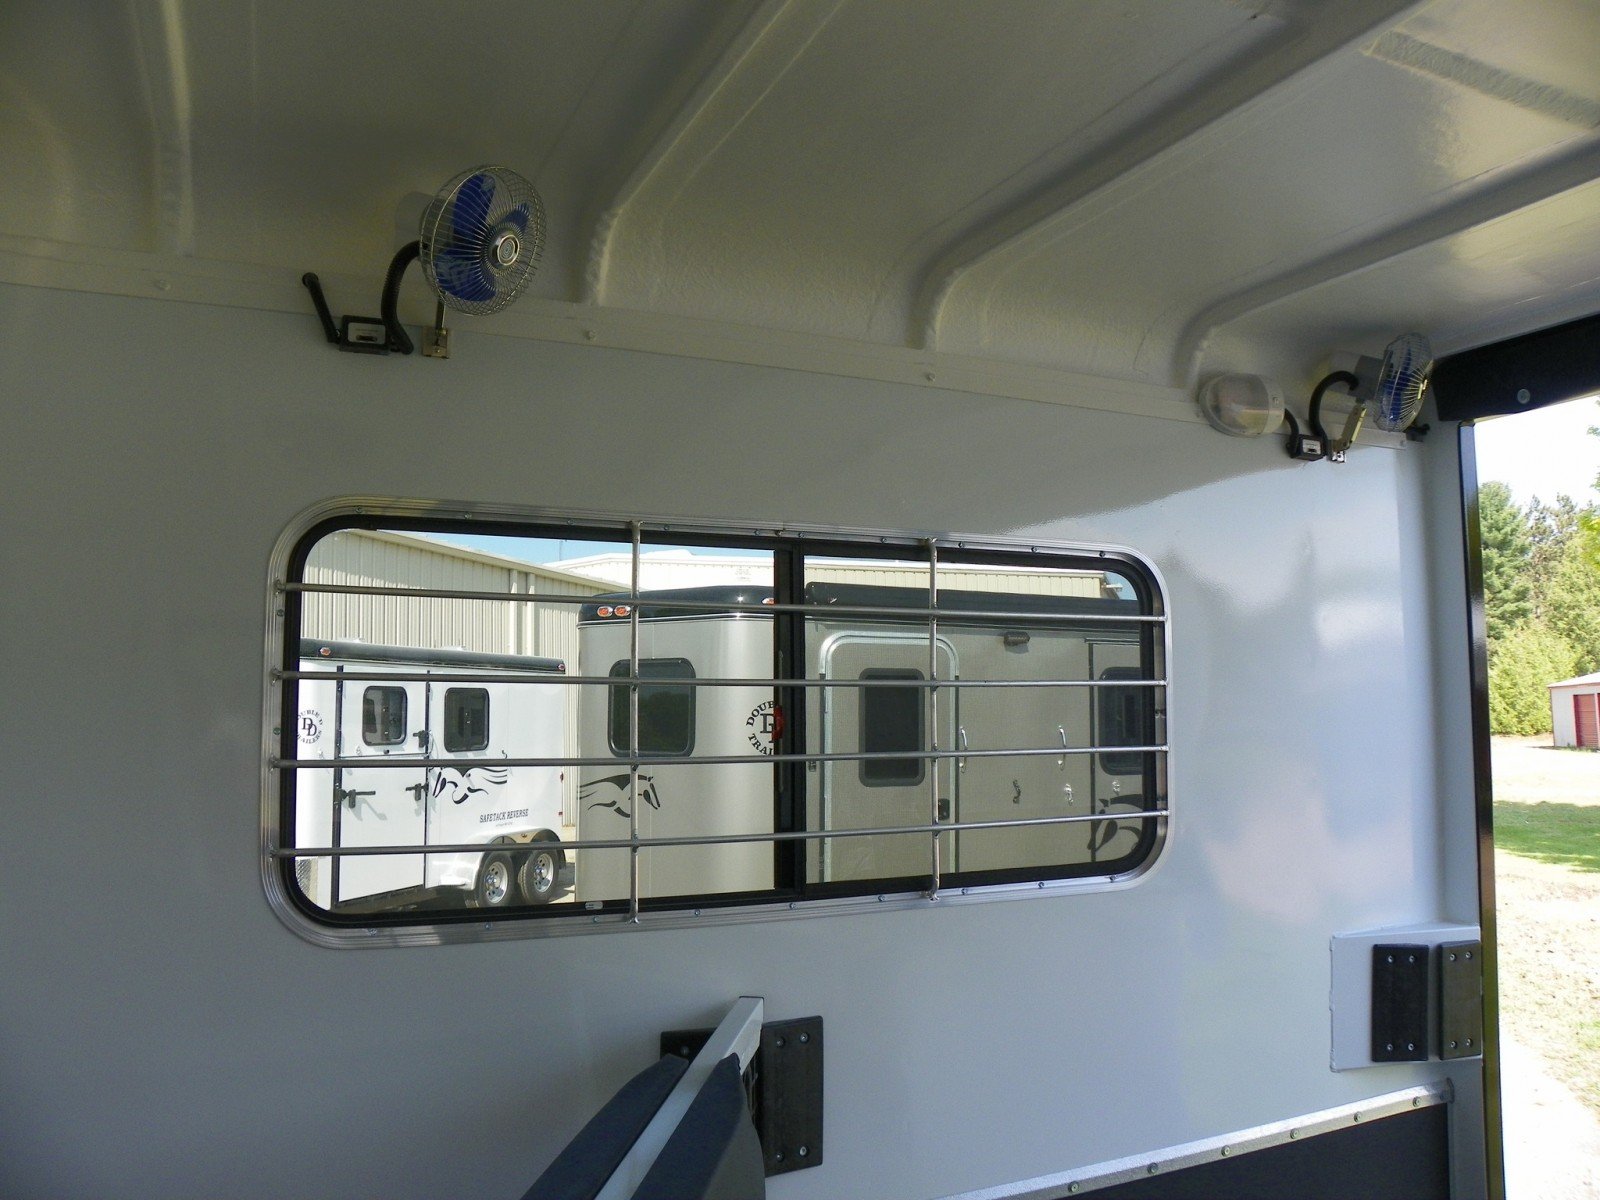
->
[334,675,429,903]
[951,627,1094,874]
[818,632,957,882]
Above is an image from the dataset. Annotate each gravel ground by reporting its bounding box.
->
[1493,736,1600,1198]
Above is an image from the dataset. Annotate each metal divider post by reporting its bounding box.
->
[927,539,941,901]
[629,521,642,923]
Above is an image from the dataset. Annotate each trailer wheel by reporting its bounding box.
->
[474,851,516,908]
[518,840,562,905]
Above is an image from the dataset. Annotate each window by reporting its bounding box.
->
[608,659,695,757]
[1095,665,1151,776]
[270,512,1166,943]
[858,669,924,786]
[443,688,489,752]
[362,686,406,746]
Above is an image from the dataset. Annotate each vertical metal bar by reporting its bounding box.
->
[927,539,941,900]
[629,521,642,923]
[330,666,345,903]
[1458,423,1505,1200]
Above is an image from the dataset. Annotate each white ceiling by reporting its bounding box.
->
[3,0,1597,397]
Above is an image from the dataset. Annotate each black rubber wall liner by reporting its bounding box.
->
[1432,310,1600,422]
[1083,1103,1447,1200]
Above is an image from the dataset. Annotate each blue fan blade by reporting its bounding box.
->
[451,172,495,246]
[506,203,530,234]
[434,247,495,304]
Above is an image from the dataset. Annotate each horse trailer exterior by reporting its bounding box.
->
[292,639,571,910]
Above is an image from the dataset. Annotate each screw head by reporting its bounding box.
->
[799,1032,810,1044]
[798,1146,809,1158]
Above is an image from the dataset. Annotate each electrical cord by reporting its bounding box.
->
[1309,371,1360,445]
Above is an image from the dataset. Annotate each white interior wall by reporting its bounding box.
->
[0,283,1481,1200]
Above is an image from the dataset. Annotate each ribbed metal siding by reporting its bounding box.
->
[805,561,1110,598]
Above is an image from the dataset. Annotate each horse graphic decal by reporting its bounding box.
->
[429,764,512,805]
[579,773,662,820]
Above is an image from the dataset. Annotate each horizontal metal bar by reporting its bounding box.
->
[278,668,1167,689]
[269,806,1168,858]
[281,580,1165,626]
[274,744,1169,771]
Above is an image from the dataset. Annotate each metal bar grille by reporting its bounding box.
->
[272,517,1169,921]
[282,579,1163,625]
[274,744,1169,770]
[269,807,1168,858]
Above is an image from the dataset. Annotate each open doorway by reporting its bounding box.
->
[1473,394,1600,1198]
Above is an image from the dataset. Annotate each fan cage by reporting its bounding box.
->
[419,166,546,317]
[1370,333,1432,432]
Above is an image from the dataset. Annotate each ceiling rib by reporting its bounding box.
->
[908,0,1426,353]
[581,0,845,307]
[126,0,195,258]
[1168,134,1600,384]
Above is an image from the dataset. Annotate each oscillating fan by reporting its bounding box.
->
[1305,332,1434,460]
[302,165,546,359]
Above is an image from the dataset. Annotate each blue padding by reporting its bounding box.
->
[520,1055,689,1200]
[633,1056,762,1200]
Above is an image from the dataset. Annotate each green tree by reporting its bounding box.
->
[1479,481,1533,641]
[1526,494,1581,616]
[1543,537,1600,675]
[1488,623,1576,735]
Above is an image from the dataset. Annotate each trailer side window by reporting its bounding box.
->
[608,658,696,757]
[859,669,925,786]
[272,515,1166,943]
[443,688,490,753]
[362,686,407,746]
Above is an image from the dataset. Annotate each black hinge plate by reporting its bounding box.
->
[1439,940,1484,1060]
[660,1015,823,1177]
[1371,944,1429,1062]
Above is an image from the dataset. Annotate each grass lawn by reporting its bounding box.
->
[1492,736,1600,1117]
[1496,802,1600,873]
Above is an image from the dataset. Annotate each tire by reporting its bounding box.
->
[474,850,516,908]
[518,838,562,905]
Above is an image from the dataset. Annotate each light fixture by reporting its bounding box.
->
[1196,374,1285,438]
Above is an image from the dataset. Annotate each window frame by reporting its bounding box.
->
[264,499,1169,948]
[607,657,697,758]
[361,685,408,747]
[442,687,490,753]
[856,667,926,788]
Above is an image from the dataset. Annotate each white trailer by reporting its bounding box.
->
[292,639,570,910]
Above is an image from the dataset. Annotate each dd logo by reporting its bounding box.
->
[744,700,779,756]
[298,709,324,744]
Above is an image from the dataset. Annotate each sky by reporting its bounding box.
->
[1473,393,1600,509]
